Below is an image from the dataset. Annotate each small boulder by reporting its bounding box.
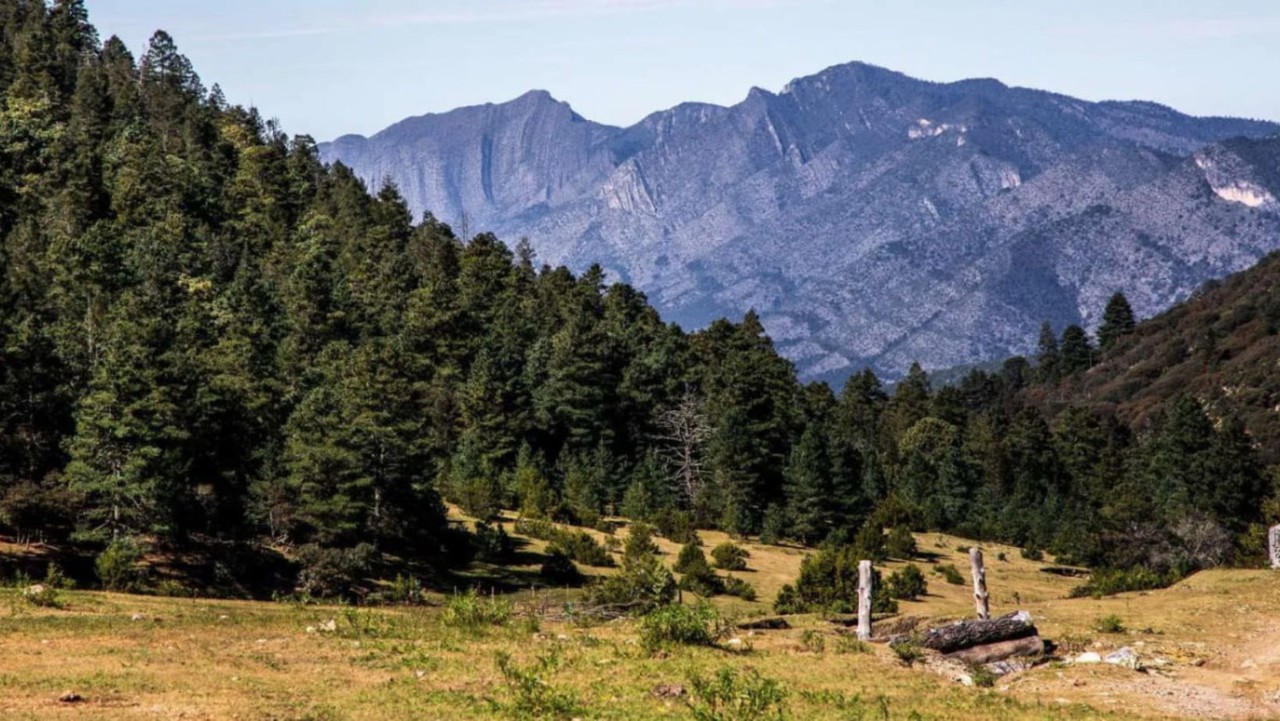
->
[1073,652,1102,664]
[319,619,337,633]
[651,683,685,698]
[58,691,83,704]
[1105,647,1140,670]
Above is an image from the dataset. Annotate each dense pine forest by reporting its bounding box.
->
[1,1,1276,598]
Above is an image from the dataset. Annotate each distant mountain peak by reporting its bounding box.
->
[320,61,1280,381]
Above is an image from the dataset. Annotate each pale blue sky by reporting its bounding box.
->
[86,0,1280,141]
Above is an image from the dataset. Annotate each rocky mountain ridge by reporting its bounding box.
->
[321,62,1280,380]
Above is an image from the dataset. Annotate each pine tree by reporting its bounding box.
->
[1036,322,1060,383]
[1097,292,1136,352]
[1059,325,1095,374]
[784,425,835,545]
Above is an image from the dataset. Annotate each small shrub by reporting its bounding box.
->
[996,552,1007,562]
[675,541,723,595]
[20,563,71,608]
[1093,614,1126,634]
[623,522,660,563]
[1069,567,1174,599]
[885,526,917,559]
[933,563,965,585]
[585,555,676,613]
[772,584,799,615]
[442,588,513,629]
[890,637,926,666]
[799,628,825,653]
[886,564,928,601]
[711,542,749,571]
[834,635,871,655]
[473,521,515,563]
[653,508,698,544]
[673,540,708,574]
[514,517,558,541]
[489,651,580,719]
[556,531,614,568]
[639,601,723,652]
[968,663,997,688]
[722,576,757,601]
[96,538,146,592]
[539,550,583,585]
[685,666,787,721]
[1020,546,1044,562]
[368,573,424,605]
[294,543,376,599]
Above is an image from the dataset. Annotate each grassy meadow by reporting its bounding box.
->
[2,521,1279,720]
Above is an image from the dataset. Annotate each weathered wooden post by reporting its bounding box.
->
[1270,525,1280,570]
[970,547,990,620]
[857,560,873,641]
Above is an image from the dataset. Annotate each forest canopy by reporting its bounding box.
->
[0,1,1276,596]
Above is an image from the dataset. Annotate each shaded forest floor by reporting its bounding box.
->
[2,523,1279,720]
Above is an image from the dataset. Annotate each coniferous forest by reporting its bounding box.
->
[1,2,1276,599]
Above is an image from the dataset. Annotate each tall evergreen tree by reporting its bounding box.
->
[1097,292,1137,352]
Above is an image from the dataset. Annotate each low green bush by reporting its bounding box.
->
[1093,614,1126,634]
[710,542,749,571]
[640,601,724,652]
[489,651,580,719]
[933,563,965,585]
[722,575,757,601]
[96,537,146,592]
[539,550,583,585]
[1069,566,1175,599]
[886,564,927,600]
[885,526,917,559]
[442,588,513,629]
[685,666,787,721]
[473,521,515,563]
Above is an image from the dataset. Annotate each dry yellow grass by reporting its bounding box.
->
[1,526,1278,720]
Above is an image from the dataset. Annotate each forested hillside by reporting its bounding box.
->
[0,2,1275,598]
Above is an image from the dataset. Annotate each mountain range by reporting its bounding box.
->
[319,62,1280,381]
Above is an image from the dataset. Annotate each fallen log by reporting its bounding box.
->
[943,634,1044,665]
[891,610,1036,653]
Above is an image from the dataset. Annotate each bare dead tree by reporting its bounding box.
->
[656,389,711,503]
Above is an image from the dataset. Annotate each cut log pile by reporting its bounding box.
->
[891,611,1045,666]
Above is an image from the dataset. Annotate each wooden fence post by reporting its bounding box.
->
[1270,525,1280,570]
[970,547,990,620]
[857,560,873,641]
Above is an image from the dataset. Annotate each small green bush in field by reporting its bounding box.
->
[489,651,580,719]
[442,588,513,629]
[685,666,787,721]
[1094,614,1126,634]
[834,634,871,655]
[19,563,72,608]
[639,601,723,652]
[722,575,757,601]
[933,563,965,585]
[711,542,749,571]
[96,538,146,592]
[886,564,928,600]
[885,526,917,559]
[799,628,825,653]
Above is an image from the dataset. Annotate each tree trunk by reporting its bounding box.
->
[943,634,1044,664]
[857,560,873,641]
[1270,525,1280,570]
[894,611,1036,653]
[970,547,989,620]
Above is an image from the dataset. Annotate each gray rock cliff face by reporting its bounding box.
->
[320,62,1280,380]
